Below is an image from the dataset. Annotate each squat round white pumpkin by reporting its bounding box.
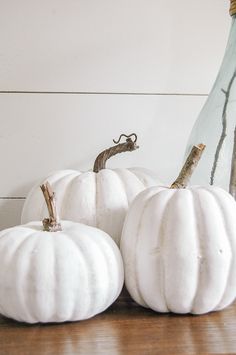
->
[0,183,124,324]
[120,144,236,314]
[21,134,160,246]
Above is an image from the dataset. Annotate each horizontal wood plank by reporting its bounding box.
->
[0,93,206,197]
[0,0,230,93]
[0,295,236,354]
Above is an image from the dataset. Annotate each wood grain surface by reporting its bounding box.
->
[0,290,236,355]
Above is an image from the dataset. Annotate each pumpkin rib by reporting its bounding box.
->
[96,169,128,245]
[90,233,117,311]
[4,230,39,322]
[121,189,154,307]
[66,225,120,319]
[112,169,130,205]
[71,229,103,318]
[58,172,92,221]
[29,232,57,323]
[191,187,231,314]
[63,230,94,320]
[127,168,149,188]
[134,197,151,308]
[190,188,205,313]
[144,189,174,312]
[203,188,233,311]
[205,188,236,311]
[190,187,210,314]
[22,171,79,224]
[59,174,82,219]
[49,172,82,219]
[127,167,158,188]
[160,189,189,313]
[135,189,174,311]
[90,230,123,311]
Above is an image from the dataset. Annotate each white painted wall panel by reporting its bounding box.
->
[0,0,230,228]
[0,93,206,197]
[0,200,25,229]
[0,0,230,93]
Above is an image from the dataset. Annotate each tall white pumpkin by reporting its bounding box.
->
[120,145,236,314]
[0,183,124,323]
[21,134,160,246]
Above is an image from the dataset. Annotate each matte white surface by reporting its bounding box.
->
[120,186,236,314]
[0,0,230,93]
[0,94,205,197]
[0,0,231,229]
[0,221,124,323]
[21,168,160,245]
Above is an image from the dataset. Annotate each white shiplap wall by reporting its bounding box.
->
[0,0,231,229]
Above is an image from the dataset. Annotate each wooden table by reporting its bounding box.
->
[1,291,236,355]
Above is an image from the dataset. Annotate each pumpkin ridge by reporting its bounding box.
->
[52,231,81,321]
[189,188,203,314]
[6,230,40,322]
[88,230,122,311]
[30,231,57,322]
[128,167,159,188]
[190,188,212,314]
[204,188,236,310]
[59,172,84,220]
[61,230,93,320]
[136,189,174,311]
[21,171,78,224]
[70,232,101,317]
[190,188,232,314]
[127,168,147,187]
[96,169,128,245]
[112,169,130,206]
[157,189,181,313]
[133,196,151,308]
[139,189,173,312]
[50,172,82,220]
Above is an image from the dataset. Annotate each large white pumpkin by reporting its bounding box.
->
[120,185,236,314]
[21,134,160,246]
[0,220,124,323]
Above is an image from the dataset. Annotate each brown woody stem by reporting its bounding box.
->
[93,133,139,173]
[40,182,62,232]
[230,0,236,16]
[170,144,206,189]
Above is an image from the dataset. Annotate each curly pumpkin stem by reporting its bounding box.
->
[171,144,206,189]
[93,133,139,173]
[40,182,62,232]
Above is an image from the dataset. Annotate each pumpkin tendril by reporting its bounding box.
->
[93,133,139,173]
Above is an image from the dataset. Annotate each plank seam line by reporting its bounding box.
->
[0,197,26,200]
[0,91,208,97]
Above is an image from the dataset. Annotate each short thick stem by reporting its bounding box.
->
[93,136,138,173]
[171,144,206,189]
[40,182,62,232]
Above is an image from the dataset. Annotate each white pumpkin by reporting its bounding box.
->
[120,145,236,314]
[21,134,160,246]
[0,184,124,324]
[120,185,236,315]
